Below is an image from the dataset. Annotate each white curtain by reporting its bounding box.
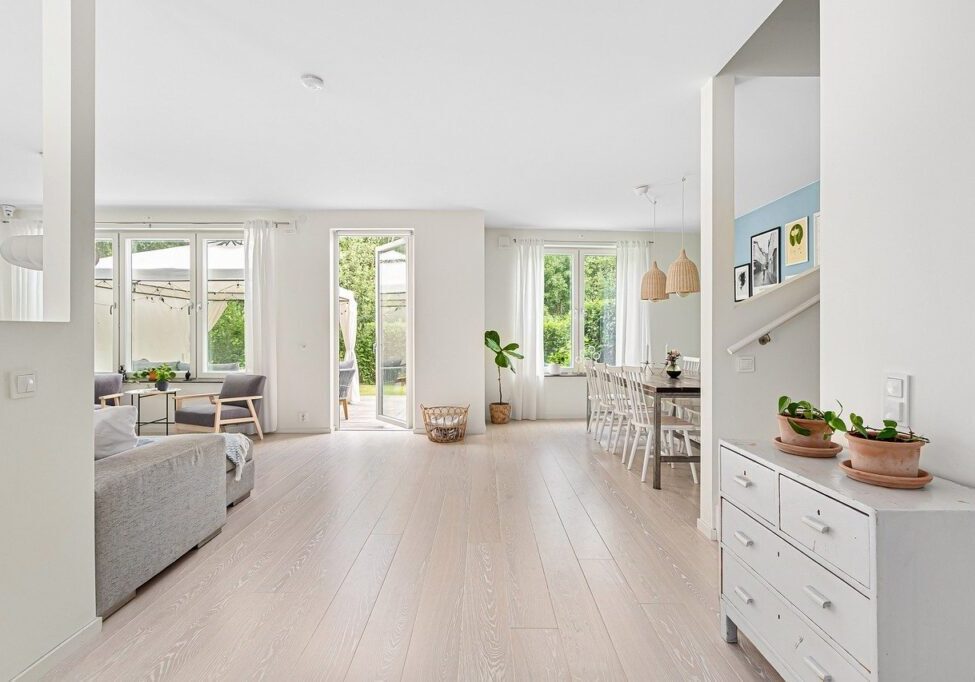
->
[511,238,545,420]
[244,220,278,432]
[0,220,44,321]
[615,240,651,366]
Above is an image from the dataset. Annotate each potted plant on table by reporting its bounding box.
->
[485,330,523,424]
[777,395,845,450]
[834,413,930,477]
[135,365,177,392]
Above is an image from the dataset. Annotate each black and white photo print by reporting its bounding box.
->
[751,226,780,292]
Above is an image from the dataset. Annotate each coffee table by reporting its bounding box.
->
[125,388,181,435]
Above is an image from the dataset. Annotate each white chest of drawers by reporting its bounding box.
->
[718,439,975,681]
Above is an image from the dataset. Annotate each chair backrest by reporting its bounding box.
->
[338,366,356,398]
[219,374,267,407]
[682,356,701,378]
[94,373,122,404]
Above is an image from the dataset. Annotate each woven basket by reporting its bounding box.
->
[421,404,469,443]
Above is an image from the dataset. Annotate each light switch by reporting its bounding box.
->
[736,356,755,373]
[883,371,910,426]
[10,370,37,399]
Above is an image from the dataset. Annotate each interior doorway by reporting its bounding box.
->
[333,232,413,431]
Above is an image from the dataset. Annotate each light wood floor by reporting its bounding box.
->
[50,421,781,681]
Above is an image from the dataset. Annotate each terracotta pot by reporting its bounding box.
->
[777,414,834,449]
[847,433,924,477]
[490,402,512,424]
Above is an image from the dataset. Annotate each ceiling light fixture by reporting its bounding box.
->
[299,73,325,91]
[665,176,701,297]
[634,186,668,302]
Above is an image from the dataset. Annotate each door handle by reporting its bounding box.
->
[732,586,753,605]
[801,515,830,534]
[733,475,751,489]
[733,530,754,547]
[803,655,833,681]
[803,585,832,609]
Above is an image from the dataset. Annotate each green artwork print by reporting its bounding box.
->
[785,216,809,266]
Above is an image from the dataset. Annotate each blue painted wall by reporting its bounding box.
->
[735,181,820,280]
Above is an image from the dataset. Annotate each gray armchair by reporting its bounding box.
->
[95,373,124,407]
[174,373,267,439]
[338,358,356,420]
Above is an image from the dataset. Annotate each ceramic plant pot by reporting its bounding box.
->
[490,402,512,424]
[847,433,924,477]
[777,415,835,449]
[155,380,170,391]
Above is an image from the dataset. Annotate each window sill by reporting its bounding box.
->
[544,372,585,378]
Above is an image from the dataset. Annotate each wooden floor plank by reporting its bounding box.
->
[50,424,780,681]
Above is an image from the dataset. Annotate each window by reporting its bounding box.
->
[94,230,246,378]
[543,247,617,369]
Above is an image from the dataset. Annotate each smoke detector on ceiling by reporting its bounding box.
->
[300,74,325,91]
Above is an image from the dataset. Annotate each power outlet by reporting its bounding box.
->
[298,411,309,423]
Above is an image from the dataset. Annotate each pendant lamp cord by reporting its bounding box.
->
[680,176,686,249]
[650,198,657,258]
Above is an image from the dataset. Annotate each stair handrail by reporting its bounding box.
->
[726,294,820,355]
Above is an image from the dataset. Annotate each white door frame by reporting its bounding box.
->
[330,229,414,431]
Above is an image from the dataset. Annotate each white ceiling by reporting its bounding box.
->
[735,76,820,217]
[1,0,781,230]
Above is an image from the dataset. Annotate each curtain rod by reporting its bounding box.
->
[511,238,629,248]
[95,220,291,227]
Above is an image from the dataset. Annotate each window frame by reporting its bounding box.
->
[95,228,246,380]
[542,244,616,371]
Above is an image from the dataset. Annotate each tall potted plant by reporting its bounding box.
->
[485,330,522,424]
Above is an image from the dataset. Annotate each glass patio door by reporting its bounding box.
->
[375,238,410,427]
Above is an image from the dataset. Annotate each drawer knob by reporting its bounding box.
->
[733,475,752,489]
[733,586,754,605]
[803,655,833,681]
[733,530,754,547]
[803,585,832,609]
[801,515,830,534]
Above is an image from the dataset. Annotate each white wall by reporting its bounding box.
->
[821,0,975,485]
[484,227,701,420]
[699,75,821,535]
[276,210,487,435]
[0,1,98,675]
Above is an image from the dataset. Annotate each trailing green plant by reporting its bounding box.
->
[485,330,523,405]
[836,413,930,443]
[777,395,846,439]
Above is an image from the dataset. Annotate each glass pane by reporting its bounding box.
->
[129,239,192,376]
[204,239,245,373]
[584,254,616,364]
[543,253,572,366]
[94,239,114,371]
[377,241,408,423]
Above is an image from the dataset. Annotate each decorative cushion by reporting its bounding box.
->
[175,404,250,427]
[93,406,138,460]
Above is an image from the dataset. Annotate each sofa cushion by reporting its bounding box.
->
[94,406,138,460]
[176,404,250,427]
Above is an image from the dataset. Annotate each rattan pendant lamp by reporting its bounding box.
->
[639,195,669,301]
[665,176,700,297]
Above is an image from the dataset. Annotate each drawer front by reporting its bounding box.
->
[780,476,871,587]
[723,500,873,667]
[720,447,777,523]
[723,553,868,682]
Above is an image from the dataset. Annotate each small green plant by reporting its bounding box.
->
[838,413,930,443]
[485,330,523,404]
[134,365,177,383]
[777,395,846,440]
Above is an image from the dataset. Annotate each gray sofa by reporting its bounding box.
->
[94,434,226,617]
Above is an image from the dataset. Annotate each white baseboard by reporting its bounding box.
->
[14,617,101,681]
[697,517,717,541]
[276,426,331,434]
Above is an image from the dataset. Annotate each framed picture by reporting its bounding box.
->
[751,226,780,293]
[785,216,809,265]
[813,211,821,266]
[733,264,751,302]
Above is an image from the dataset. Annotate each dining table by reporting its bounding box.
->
[636,371,701,490]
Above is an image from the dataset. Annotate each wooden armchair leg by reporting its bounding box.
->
[247,398,264,440]
[340,398,349,420]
